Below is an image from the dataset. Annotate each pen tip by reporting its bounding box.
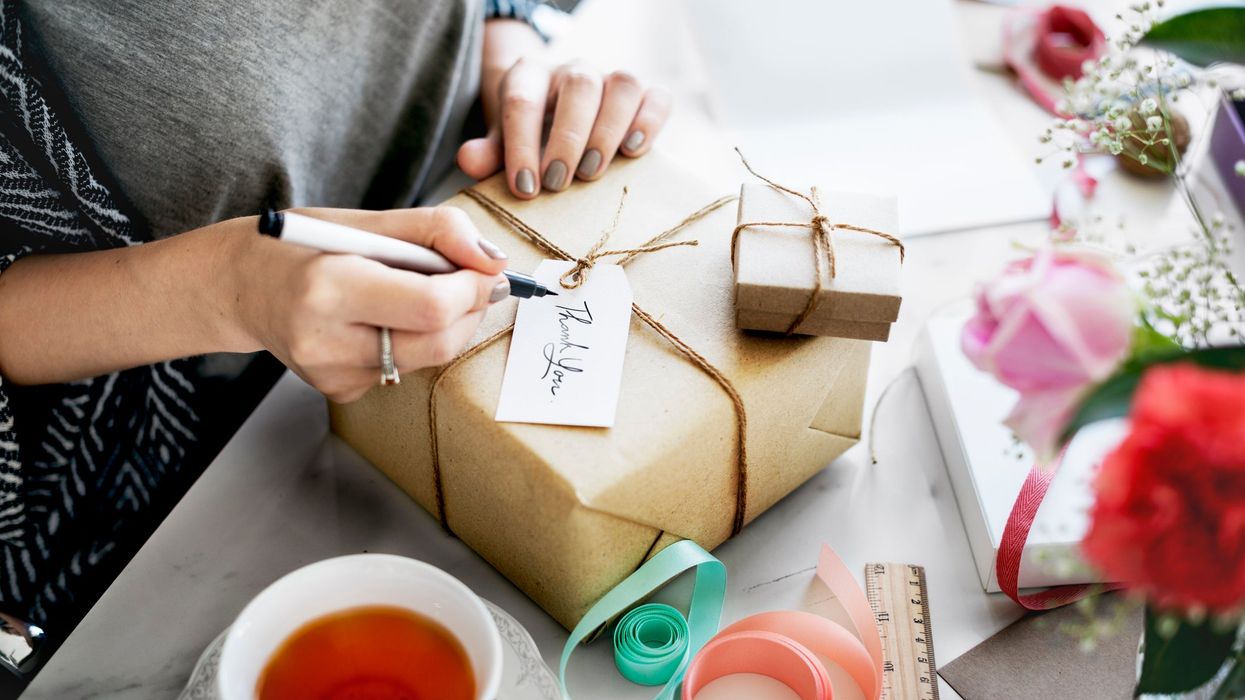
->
[545,290,559,296]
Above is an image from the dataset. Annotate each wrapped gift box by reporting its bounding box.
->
[915,312,1124,591]
[330,153,871,629]
[733,183,902,340]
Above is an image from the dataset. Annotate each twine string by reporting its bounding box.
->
[729,147,905,334]
[430,187,749,536]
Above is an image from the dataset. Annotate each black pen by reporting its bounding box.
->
[257,208,557,299]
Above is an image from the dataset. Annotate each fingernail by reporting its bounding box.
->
[624,130,645,152]
[577,149,602,178]
[543,160,568,191]
[490,280,511,303]
[478,238,508,260]
[516,169,536,195]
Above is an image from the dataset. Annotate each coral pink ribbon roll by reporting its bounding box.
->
[682,631,832,699]
[681,545,884,700]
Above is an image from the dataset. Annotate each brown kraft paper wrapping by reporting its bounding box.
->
[329,152,870,629]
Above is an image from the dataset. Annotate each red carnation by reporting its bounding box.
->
[1081,363,1245,613]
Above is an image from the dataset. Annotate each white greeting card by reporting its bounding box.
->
[683,0,1049,236]
[495,260,634,427]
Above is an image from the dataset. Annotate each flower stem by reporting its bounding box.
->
[1154,61,1245,345]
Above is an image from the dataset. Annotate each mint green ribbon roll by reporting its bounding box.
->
[559,540,726,700]
[613,603,688,685]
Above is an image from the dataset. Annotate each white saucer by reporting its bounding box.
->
[179,599,560,700]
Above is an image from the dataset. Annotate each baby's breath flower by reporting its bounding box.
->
[1033,3,1245,350]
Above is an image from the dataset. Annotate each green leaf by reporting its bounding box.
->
[1059,346,1245,446]
[1131,316,1184,362]
[1137,607,1237,696]
[1141,6,1245,68]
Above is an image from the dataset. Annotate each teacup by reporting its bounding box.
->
[217,553,503,699]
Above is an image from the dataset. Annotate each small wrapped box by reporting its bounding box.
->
[733,183,903,340]
[330,153,871,629]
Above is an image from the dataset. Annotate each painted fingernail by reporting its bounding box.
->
[577,149,602,178]
[490,280,511,303]
[478,238,508,260]
[624,130,645,152]
[543,160,568,191]
[516,169,536,195]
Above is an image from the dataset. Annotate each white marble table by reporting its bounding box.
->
[23,1,1179,698]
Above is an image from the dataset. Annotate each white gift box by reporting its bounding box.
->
[915,312,1126,592]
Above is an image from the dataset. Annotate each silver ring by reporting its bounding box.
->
[379,326,400,386]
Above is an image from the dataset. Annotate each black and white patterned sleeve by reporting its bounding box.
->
[0,0,206,625]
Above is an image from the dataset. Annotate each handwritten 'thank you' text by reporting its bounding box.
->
[494,260,631,427]
[541,301,593,397]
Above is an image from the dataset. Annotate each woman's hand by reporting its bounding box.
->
[457,20,671,199]
[0,206,507,397]
[233,207,509,403]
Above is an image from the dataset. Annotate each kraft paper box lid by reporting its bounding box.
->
[734,183,902,323]
[330,152,871,627]
[736,308,892,342]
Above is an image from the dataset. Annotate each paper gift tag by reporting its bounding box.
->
[494,260,633,427]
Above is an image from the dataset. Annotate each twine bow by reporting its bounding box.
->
[730,148,906,335]
[428,186,753,541]
[559,187,701,289]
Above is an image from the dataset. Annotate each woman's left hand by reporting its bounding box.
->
[458,57,671,200]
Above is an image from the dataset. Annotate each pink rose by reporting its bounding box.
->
[962,250,1135,458]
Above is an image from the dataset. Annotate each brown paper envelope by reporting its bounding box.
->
[938,593,1143,700]
[734,183,902,321]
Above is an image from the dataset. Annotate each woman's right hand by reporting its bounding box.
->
[229,206,509,404]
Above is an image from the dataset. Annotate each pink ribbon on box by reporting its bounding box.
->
[681,545,884,700]
[996,453,1123,610]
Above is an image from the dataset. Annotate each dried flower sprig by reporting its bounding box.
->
[1035,2,1245,349]
[1137,220,1245,347]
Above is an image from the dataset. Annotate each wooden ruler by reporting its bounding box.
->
[864,562,939,700]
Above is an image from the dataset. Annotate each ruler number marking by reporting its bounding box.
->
[866,562,939,700]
